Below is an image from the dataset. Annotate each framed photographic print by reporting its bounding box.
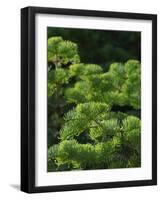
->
[21,6,157,193]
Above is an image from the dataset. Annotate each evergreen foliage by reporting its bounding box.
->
[48,36,80,68]
[47,36,141,171]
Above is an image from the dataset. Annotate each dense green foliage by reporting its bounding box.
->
[47,35,141,172]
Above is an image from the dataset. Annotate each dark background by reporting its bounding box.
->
[48,27,141,67]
